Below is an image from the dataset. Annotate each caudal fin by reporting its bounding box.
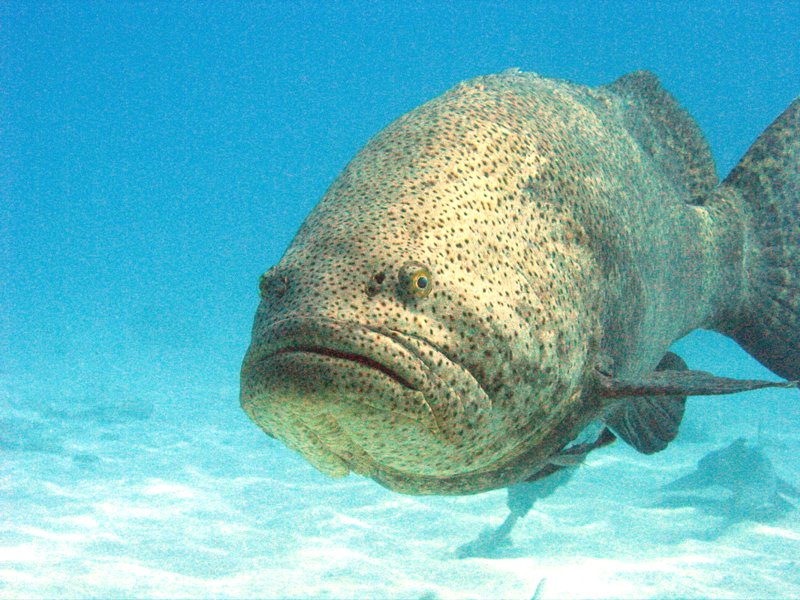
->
[717,98,800,380]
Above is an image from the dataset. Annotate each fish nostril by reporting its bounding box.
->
[366,271,387,297]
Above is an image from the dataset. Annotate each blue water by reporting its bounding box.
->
[3,2,799,598]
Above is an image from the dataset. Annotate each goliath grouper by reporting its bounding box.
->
[240,70,799,495]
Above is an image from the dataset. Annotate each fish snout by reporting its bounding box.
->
[240,315,504,483]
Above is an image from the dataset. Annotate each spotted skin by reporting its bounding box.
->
[240,70,799,495]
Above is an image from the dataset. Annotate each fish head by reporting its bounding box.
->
[240,73,604,494]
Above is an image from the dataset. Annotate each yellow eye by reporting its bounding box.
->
[411,271,430,294]
[399,262,433,298]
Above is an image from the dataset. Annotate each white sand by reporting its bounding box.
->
[2,336,799,599]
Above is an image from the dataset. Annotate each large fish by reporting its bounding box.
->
[240,70,799,495]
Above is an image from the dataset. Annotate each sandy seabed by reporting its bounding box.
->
[1,367,799,600]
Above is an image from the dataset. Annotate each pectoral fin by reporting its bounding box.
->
[599,364,797,399]
[603,352,688,454]
[600,352,797,455]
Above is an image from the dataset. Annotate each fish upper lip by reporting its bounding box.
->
[246,316,491,404]
[245,316,432,393]
[243,315,493,444]
[270,344,418,390]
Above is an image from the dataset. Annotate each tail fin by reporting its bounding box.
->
[717,98,800,380]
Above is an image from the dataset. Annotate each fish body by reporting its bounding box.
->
[240,70,799,495]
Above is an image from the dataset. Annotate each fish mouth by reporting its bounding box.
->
[270,345,418,391]
[242,316,432,398]
[240,315,494,481]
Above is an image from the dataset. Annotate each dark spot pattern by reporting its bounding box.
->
[240,70,764,495]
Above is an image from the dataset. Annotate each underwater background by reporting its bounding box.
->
[3,1,799,598]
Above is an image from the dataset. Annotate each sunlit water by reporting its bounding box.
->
[3,2,799,598]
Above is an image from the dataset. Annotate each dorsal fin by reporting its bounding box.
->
[602,71,718,204]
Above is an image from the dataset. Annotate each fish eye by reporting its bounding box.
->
[259,269,288,299]
[399,262,433,298]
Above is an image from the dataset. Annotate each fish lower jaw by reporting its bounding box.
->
[240,332,511,485]
[241,383,510,485]
[240,353,453,476]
